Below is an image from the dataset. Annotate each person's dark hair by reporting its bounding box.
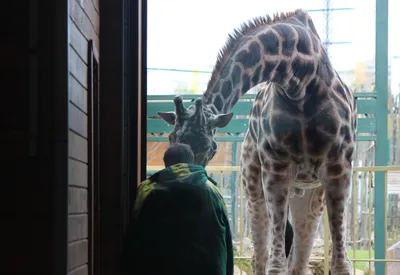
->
[163,143,194,167]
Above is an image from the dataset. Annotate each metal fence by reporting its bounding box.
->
[147,165,400,275]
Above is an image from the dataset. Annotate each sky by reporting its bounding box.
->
[147,0,400,95]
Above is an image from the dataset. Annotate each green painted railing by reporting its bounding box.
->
[147,92,378,142]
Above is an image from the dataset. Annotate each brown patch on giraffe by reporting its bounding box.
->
[327,141,343,161]
[221,80,232,99]
[249,120,259,142]
[271,161,290,172]
[345,147,354,163]
[272,24,296,57]
[213,95,223,111]
[310,32,320,53]
[235,42,262,69]
[251,102,261,117]
[340,125,352,143]
[261,117,272,136]
[272,60,289,83]
[241,74,251,95]
[317,49,334,87]
[292,25,313,55]
[262,60,279,81]
[292,57,316,86]
[251,65,263,86]
[259,30,280,55]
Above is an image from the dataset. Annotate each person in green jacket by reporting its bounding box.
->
[122,143,234,275]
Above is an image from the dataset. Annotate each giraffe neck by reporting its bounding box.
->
[202,10,334,115]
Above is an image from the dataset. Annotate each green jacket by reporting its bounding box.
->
[122,163,234,275]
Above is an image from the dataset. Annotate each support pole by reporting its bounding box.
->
[231,142,237,238]
[375,0,389,274]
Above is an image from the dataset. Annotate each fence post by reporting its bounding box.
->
[375,0,389,274]
[231,142,237,238]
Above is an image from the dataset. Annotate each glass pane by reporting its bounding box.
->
[145,1,399,274]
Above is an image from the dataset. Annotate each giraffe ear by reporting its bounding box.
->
[158,112,176,125]
[210,112,234,128]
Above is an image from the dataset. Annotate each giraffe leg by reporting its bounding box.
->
[323,169,352,275]
[261,165,291,275]
[241,137,268,275]
[288,186,325,275]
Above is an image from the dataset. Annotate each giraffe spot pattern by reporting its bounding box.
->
[272,60,288,83]
[272,24,296,57]
[310,33,320,53]
[327,141,343,161]
[305,124,333,156]
[259,31,279,55]
[326,163,343,177]
[234,41,261,69]
[272,161,289,172]
[292,57,315,86]
[345,147,354,163]
[283,119,303,156]
[221,80,232,99]
[220,60,232,79]
[242,74,251,94]
[262,60,278,82]
[340,125,352,143]
[296,12,308,25]
[213,95,223,111]
[251,65,262,86]
[293,25,312,55]
[303,79,326,118]
[284,17,304,27]
[262,117,272,135]
[249,120,259,142]
[231,65,242,86]
[308,19,320,38]
[251,104,260,117]
[230,93,240,109]
[335,82,348,101]
[317,49,334,87]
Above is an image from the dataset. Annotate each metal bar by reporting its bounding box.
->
[231,142,237,238]
[232,257,400,262]
[307,8,355,12]
[375,0,389,273]
[352,172,357,275]
[239,173,244,257]
[147,67,212,74]
[385,170,388,260]
[146,135,378,142]
[323,207,330,275]
[146,92,378,100]
[147,165,400,172]
[368,172,373,273]
[323,42,352,45]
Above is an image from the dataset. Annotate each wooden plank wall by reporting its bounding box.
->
[68,0,99,274]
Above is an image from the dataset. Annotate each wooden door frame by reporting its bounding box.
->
[88,40,100,275]
[98,0,147,274]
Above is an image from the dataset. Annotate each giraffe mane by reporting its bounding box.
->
[204,9,307,99]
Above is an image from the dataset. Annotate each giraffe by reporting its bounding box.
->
[157,9,357,275]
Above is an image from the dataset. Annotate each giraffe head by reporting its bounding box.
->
[158,95,233,167]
